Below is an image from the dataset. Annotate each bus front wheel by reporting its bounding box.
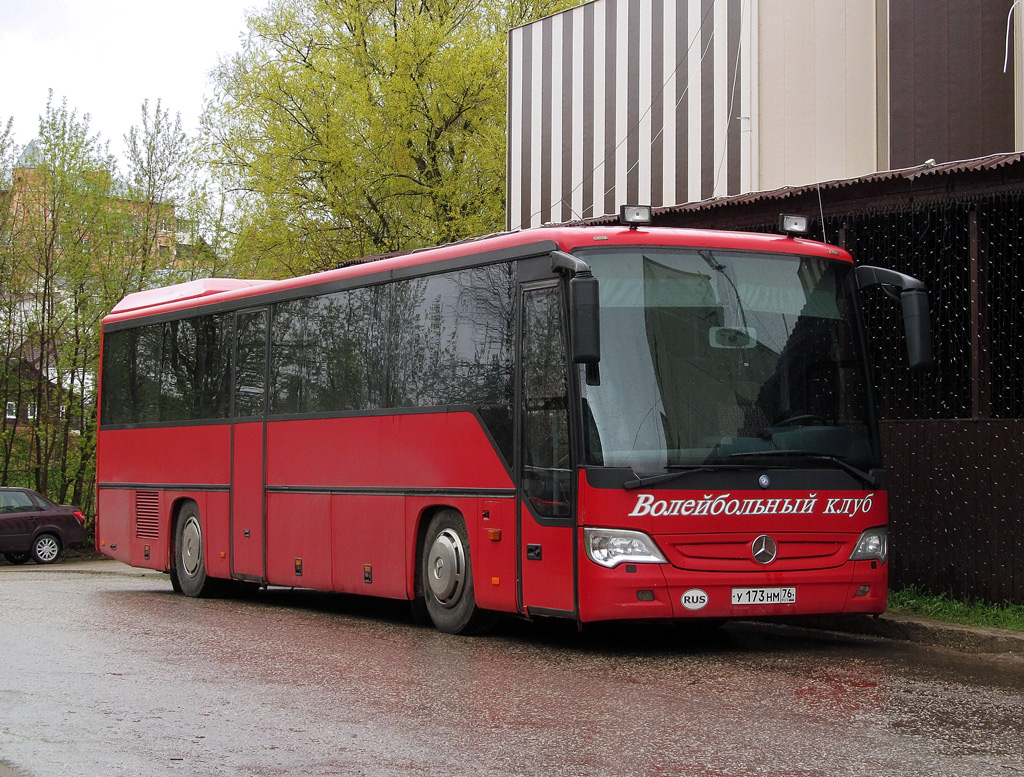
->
[174,501,212,597]
[421,510,494,635]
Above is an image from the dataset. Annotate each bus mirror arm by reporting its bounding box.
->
[856,265,934,370]
[551,250,592,276]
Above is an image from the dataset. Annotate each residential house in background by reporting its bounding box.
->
[0,139,206,430]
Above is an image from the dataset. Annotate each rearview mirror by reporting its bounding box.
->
[856,265,933,369]
[569,274,600,364]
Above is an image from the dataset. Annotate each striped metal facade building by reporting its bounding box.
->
[507,0,748,230]
[507,0,1023,231]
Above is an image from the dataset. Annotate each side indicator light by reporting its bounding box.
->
[487,528,502,541]
[492,577,500,586]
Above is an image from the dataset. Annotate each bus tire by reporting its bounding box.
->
[421,510,494,635]
[174,501,213,598]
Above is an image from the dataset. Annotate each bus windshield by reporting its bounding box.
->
[578,247,878,474]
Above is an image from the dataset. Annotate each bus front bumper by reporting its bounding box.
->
[576,560,887,623]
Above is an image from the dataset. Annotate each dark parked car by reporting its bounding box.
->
[0,487,88,564]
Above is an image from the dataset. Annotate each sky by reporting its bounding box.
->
[1,0,259,163]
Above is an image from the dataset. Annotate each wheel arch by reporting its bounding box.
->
[167,496,200,569]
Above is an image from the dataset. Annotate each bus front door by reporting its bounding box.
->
[517,283,577,617]
[230,309,268,582]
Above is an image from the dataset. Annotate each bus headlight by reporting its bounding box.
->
[584,528,667,568]
[850,527,888,563]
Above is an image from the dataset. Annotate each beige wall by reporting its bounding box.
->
[755,0,881,190]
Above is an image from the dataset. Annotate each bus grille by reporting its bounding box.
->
[660,533,851,572]
[135,491,160,539]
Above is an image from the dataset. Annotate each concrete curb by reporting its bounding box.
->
[781,613,1024,656]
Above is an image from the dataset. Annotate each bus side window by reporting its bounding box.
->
[521,286,571,519]
[235,310,268,418]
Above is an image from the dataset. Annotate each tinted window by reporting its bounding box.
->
[521,285,570,518]
[269,266,515,417]
[161,316,232,421]
[100,313,231,426]
[267,264,515,461]
[235,310,267,417]
[270,297,310,415]
[100,326,162,425]
[102,262,516,462]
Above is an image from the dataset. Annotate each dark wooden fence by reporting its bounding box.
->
[883,420,1024,603]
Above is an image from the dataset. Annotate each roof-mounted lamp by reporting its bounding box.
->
[619,205,652,228]
[779,214,810,237]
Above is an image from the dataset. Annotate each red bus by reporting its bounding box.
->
[95,209,931,633]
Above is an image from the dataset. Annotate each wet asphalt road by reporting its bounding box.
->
[1,559,1022,777]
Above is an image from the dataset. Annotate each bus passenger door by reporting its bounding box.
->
[231,309,268,582]
[517,282,577,617]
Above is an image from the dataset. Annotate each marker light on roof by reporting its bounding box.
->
[779,214,810,236]
[619,205,652,227]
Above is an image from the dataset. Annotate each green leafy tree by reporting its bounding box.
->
[123,100,239,283]
[0,116,23,484]
[204,0,579,274]
[0,95,232,515]
[0,95,115,501]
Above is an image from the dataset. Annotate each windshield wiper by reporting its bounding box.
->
[727,450,879,489]
[624,463,767,490]
[624,467,714,491]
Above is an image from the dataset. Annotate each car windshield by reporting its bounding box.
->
[577,247,879,473]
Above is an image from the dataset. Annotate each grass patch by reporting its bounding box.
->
[888,586,1024,632]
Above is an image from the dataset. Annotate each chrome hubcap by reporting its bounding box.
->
[181,516,202,577]
[35,537,59,562]
[427,529,465,608]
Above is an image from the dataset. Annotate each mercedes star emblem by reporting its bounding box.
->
[751,535,778,564]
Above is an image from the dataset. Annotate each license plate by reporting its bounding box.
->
[731,587,797,605]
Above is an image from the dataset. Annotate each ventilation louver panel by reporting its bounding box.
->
[135,491,160,539]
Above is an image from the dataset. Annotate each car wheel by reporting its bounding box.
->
[421,509,495,635]
[3,551,30,565]
[32,533,62,564]
[173,501,215,597]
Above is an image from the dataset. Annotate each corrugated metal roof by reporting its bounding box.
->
[588,151,1024,223]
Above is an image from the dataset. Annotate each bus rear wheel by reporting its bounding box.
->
[421,510,494,635]
[174,501,213,597]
